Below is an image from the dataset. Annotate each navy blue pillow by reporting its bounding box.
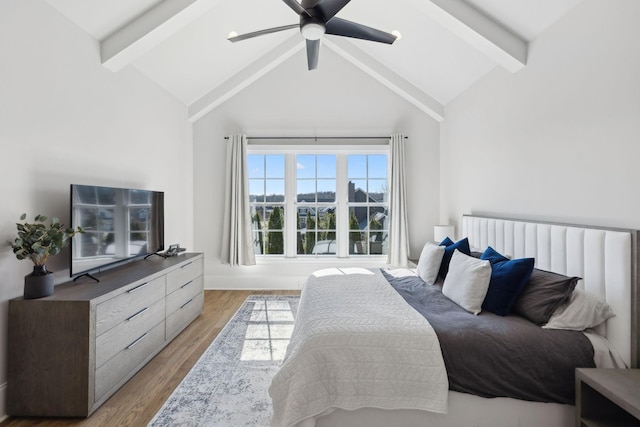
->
[481,246,535,316]
[480,246,508,264]
[439,236,454,246]
[438,237,471,279]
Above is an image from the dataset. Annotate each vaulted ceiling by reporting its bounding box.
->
[44,0,583,122]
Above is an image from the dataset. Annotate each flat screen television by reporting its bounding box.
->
[70,184,164,278]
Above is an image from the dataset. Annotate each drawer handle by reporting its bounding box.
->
[126,307,148,322]
[126,332,149,350]
[180,262,193,269]
[180,298,194,309]
[128,282,150,294]
[180,280,193,289]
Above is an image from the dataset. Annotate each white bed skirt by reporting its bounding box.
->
[314,390,574,427]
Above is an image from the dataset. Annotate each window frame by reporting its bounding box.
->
[247,144,390,262]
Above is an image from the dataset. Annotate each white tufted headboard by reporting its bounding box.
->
[462,215,639,368]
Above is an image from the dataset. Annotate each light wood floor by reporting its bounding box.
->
[0,290,300,427]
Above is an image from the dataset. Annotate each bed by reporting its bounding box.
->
[269,215,640,427]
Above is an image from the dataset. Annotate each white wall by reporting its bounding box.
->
[441,0,640,232]
[193,47,440,290]
[0,0,193,417]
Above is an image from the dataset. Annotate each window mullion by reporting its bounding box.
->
[284,153,297,258]
[336,154,348,258]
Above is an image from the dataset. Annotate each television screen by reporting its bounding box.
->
[70,184,164,277]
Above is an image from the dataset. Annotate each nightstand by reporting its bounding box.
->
[575,368,640,427]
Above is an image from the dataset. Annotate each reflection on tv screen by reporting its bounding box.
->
[70,184,164,277]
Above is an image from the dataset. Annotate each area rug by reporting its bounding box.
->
[149,295,299,427]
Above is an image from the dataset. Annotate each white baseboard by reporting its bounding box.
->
[202,260,393,291]
[0,381,7,421]
[204,275,303,290]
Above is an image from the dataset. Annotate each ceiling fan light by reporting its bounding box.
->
[392,30,402,40]
[228,31,238,39]
[301,22,326,40]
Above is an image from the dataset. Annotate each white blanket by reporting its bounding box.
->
[269,268,448,427]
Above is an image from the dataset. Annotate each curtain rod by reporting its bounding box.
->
[223,136,408,140]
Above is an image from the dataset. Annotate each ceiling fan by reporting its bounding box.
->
[227,0,398,70]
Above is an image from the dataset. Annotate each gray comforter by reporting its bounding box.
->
[383,270,595,404]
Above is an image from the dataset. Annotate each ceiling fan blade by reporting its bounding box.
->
[303,0,350,21]
[306,39,320,70]
[325,17,397,44]
[282,0,309,16]
[228,24,299,42]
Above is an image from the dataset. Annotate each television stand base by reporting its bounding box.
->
[73,272,100,283]
[144,252,168,260]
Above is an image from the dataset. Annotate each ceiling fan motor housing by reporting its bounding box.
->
[300,15,326,40]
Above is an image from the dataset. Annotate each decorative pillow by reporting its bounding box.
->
[439,236,454,246]
[512,268,580,325]
[416,242,446,285]
[442,250,492,315]
[480,246,508,264]
[543,288,615,331]
[438,237,471,279]
[480,246,535,316]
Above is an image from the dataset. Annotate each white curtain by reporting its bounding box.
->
[388,134,409,267]
[222,134,256,266]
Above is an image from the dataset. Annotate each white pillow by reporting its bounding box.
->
[543,288,615,331]
[442,250,492,315]
[416,242,445,285]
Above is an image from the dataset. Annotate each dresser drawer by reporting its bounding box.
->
[95,297,165,369]
[166,258,203,295]
[166,275,203,315]
[96,275,165,336]
[94,321,165,402]
[167,292,204,339]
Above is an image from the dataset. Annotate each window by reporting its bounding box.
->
[248,146,389,259]
[296,155,337,255]
[248,155,285,255]
[348,154,388,255]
